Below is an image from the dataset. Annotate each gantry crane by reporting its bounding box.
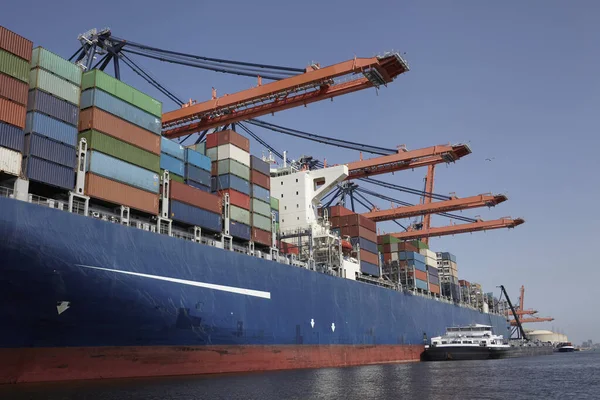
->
[386,217,525,240]
[162,53,410,137]
[506,285,554,326]
[362,193,507,222]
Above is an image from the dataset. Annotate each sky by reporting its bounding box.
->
[3,0,598,344]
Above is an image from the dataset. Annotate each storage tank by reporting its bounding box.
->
[527,330,568,344]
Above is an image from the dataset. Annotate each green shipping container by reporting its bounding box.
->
[230,205,250,225]
[409,240,429,250]
[31,47,82,86]
[0,48,29,82]
[161,169,184,183]
[270,197,279,210]
[379,235,401,245]
[81,70,162,117]
[217,159,250,180]
[252,212,272,232]
[29,68,80,105]
[275,222,279,234]
[79,130,160,173]
[251,198,271,217]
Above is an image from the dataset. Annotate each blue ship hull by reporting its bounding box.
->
[0,196,508,383]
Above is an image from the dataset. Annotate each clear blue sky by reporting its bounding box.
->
[4,0,598,343]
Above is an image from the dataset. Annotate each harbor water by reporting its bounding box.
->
[1,352,598,400]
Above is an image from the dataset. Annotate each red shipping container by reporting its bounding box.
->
[169,180,222,214]
[85,173,158,215]
[279,241,299,255]
[329,216,341,228]
[398,242,419,252]
[340,225,377,243]
[430,284,441,294]
[206,130,250,152]
[0,97,25,129]
[252,227,272,246]
[360,249,379,265]
[0,26,33,61]
[329,205,354,217]
[251,170,270,190]
[342,214,376,232]
[218,189,250,210]
[383,253,393,263]
[0,73,27,106]
[79,108,161,155]
[458,280,470,287]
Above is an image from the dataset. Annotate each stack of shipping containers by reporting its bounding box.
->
[378,236,429,292]
[164,135,222,232]
[0,26,31,178]
[250,155,272,247]
[419,245,440,295]
[437,252,460,301]
[24,47,81,190]
[329,206,379,277]
[459,280,471,303]
[78,69,161,214]
[207,130,252,241]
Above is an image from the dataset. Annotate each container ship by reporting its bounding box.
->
[0,26,516,384]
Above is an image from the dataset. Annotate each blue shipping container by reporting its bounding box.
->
[27,89,79,126]
[273,210,279,222]
[229,220,251,241]
[185,164,211,187]
[360,261,380,277]
[185,148,211,171]
[437,252,457,263]
[428,266,439,277]
[160,153,185,177]
[212,174,250,196]
[399,251,425,263]
[80,89,161,134]
[88,151,159,193]
[25,112,77,147]
[429,275,440,285]
[415,279,428,291]
[161,137,185,160]
[24,156,75,190]
[185,180,210,192]
[169,200,222,232]
[0,121,24,152]
[24,134,76,168]
[413,260,427,273]
[251,184,270,203]
[351,237,377,254]
[250,155,270,176]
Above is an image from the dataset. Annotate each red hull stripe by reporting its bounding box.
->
[0,345,423,384]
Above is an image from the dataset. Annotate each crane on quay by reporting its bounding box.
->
[506,286,554,326]
[71,28,524,242]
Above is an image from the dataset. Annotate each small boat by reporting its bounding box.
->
[557,342,575,352]
[422,324,511,361]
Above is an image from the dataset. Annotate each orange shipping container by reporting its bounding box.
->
[250,170,270,190]
[383,253,393,264]
[398,242,419,252]
[169,180,222,214]
[85,173,158,215]
[0,97,25,129]
[360,249,379,265]
[429,283,440,294]
[279,241,299,255]
[78,108,161,155]
[206,129,250,152]
[329,205,354,217]
[0,73,28,106]
[330,216,341,227]
[252,227,272,246]
[0,26,33,61]
[414,269,428,281]
[217,189,250,210]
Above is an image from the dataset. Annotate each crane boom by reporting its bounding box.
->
[162,53,409,137]
[388,217,524,240]
[510,317,554,326]
[362,193,507,222]
[344,144,471,180]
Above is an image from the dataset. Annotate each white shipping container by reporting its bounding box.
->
[420,248,437,260]
[391,252,399,262]
[425,255,437,267]
[216,143,250,166]
[0,146,22,176]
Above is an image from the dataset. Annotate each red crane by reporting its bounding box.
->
[344,144,471,180]
[386,217,525,240]
[362,193,507,222]
[162,53,409,138]
[507,286,554,326]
